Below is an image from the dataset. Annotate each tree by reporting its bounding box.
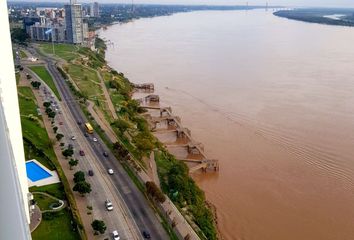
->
[69,159,79,170]
[146,181,166,203]
[48,111,56,118]
[62,148,74,158]
[111,118,131,133]
[11,28,29,43]
[91,219,106,234]
[53,126,58,133]
[43,102,51,108]
[133,133,155,154]
[56,133,64,141]
[73,181,91,196]
[73,171,85,183]
[31,81,41,89]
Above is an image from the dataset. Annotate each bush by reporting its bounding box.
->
[146,181,166,203]
[91,219,106,234]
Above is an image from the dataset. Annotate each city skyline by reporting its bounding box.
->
[8,0,354,8]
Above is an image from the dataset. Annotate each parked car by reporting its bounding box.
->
[68,144,74,149]
[79,150,85,156]
[112,230,120,240]
[88,170,94,176]
[92,137,98,142]
[71,136,76,140]
[108,168,114,175]
[105,200,113,211]
[59,122,63,125]
[77,121,82,125]
[84,132,89,137]
[142,231,151,239]
[103,152,108,157]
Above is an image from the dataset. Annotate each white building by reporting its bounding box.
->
[0,1,32,239]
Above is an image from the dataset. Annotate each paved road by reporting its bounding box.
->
[25,64,139,239]
[40,52,169,240]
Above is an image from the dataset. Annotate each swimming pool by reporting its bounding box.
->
[26,161,52,182]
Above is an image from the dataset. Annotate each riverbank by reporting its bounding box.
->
[274,8,354,27]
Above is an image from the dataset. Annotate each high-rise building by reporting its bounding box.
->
[0,1,32,239]
[30,23,66,42]
[90,2,99,18]
[65,0,83,44]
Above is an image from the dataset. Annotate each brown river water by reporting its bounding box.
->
[100,9,354,240]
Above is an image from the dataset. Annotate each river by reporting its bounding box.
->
[100,9,354,240]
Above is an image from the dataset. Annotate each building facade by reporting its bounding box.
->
[30,23,66,42]
[65,3,83,44]
[90,2,99,17]
[0,1,32,239]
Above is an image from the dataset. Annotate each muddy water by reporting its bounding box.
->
[100,10,354,240]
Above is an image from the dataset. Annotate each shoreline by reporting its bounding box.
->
[99,23,220,237]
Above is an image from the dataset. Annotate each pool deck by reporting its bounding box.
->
[26,159,60,187]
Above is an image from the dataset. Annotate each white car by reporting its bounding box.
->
[105,200,113,211]
[71,136,76,140]
[112,230,120,240]
[108,168,114,175]
[92,137,98,142]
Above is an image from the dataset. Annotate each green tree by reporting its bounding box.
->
[48,111,56,118]
[91,219,106,234]
[73,181,91,196]
[73,171,85,183]
[69,159,79,170]
[43,102,51,108]
[53,126,58,133]
[56,133,64,141]
[31,81,41,89]
[11,28,29,43]
[111,118,131,133]
[62,148,74,158]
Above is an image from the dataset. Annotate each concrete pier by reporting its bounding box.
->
[140,104,219,173]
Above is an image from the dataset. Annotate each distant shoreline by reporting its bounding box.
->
[274,9,354,27]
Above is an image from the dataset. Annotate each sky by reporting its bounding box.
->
[9,0,354,8]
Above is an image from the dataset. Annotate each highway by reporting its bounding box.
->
[41,53,169,240]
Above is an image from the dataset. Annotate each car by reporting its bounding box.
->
[112,230,120,240]
[88,170,94,176]
[77,121,82,125]
[68,144,74,149]
[79,150,85,156]
[142,231,151,239]
[103,152,108,157]
[108,168,114,175]
[105,200,113,211]
[84,132,89,137]
[59,122,63,125]
[71,136,76,140]
[92,137,98,142]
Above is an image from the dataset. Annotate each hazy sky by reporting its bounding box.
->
[10,0,354,8]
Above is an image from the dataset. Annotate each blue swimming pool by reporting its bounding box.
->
[26,161,52,182]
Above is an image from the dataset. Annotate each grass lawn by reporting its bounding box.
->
[31,208,80,240]
[18,87,57,170]
[40,43,79,62]
[20,50,27,58]
[30,183,80,240]
[18,87,39,116]
[29,65,61,100]
[30,183,65,201]
[16,72,20,85]
[33,193,59,211]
